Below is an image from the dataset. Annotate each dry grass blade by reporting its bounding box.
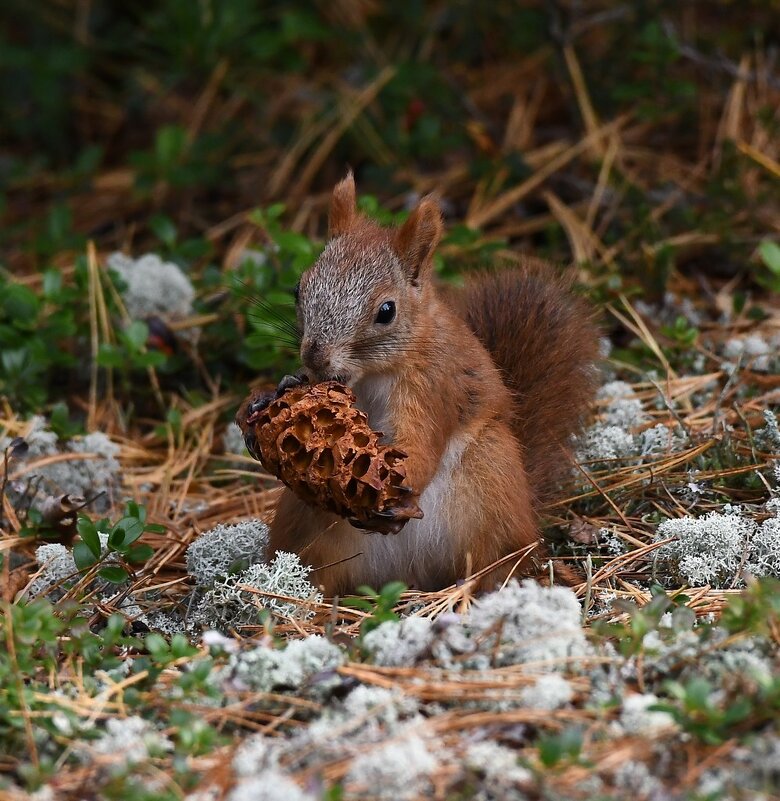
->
[466,116,628,229]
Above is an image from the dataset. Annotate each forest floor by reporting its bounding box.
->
[2,6,780,798]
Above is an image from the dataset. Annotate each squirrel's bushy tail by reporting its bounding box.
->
[454,261,601,506]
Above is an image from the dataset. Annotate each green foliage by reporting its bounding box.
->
[660,315,699,350]
[609,20,696,120]
[169,709,220,756]
[651,677,758,745]
[0,272,79,410]
[72,501,163,585]
[595,585,694,657]
[757,240,780,293]
[0,201,320,410]
[0,601,137,771]
[342,581,407,637]
[599,579,780,746]
[97,321,168,372]
[536,727,584,768]
[322,786,345,801]
[48,402,83,440]
[233,204,319,372]
[0,593,221,787]
[720,576,780,639]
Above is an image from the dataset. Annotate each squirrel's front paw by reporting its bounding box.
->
[236,392,273,460]
[240,373,309,424]
[236,373,309,458]
[347,503,421,536]
[274,371,309,399]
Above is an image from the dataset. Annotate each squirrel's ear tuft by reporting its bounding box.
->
[394,196,442,282]
[329,171,357,237]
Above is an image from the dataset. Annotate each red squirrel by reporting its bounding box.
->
[251,173,600,595]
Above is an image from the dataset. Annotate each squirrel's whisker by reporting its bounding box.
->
[230,277,301,338]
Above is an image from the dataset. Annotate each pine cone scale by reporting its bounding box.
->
[236,381,422,533]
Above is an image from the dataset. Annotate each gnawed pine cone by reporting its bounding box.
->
[236,382,422,534]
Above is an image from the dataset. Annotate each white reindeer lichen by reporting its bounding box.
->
[186,519,269,586]
[195,550,321,630]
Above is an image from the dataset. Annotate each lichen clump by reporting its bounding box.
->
[362,580,588,672]
[108,252,195,323]
[655,505,780,587]
[89,717,172,768]
[575,381,687,467]
[1,417,120,512]
[195,550,322,631]
[28,543,78,600]
[223,635,344,696]
[185,519,269,587]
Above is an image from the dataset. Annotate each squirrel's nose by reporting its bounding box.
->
[301,339,331,376]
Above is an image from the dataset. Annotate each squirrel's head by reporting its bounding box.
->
[295,172,442,384]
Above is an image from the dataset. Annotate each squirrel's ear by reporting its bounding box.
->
[394,196,442,282]
[329,171,357,237]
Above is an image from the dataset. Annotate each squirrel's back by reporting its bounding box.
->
[449,261,600,506]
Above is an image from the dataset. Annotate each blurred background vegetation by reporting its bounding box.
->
[1,0,779,416]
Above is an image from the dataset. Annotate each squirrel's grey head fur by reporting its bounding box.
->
[298,233,406,352]
[295,173,442,385]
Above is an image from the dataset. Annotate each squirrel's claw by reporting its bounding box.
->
[247,392,274,417]
[243,372,309,424]
[347,507,415,535]
[275,371,309,398]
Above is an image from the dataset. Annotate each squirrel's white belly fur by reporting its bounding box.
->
[353,374,395,442]
[325,434,469,590]
[350,375,470,589]
[396,433,470,587]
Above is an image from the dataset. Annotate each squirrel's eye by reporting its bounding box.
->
[375,301,396,324]
[293,282,300,303]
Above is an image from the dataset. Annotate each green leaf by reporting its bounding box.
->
[49,402,81,439]
[105,614,126,639]
[2,283,40,321]
[124,321,149,352]
[136,350,166,368]
[248,205,284,227]
[144,633,169,657]
[98,565,129,584]
[42,269,63,299]
[149,214,178,248]
[538,727,583,767]
[273,231,315,259]
[77,516,101,558]
[125,501,146,523]
[73,541,98,571]
[684,677,713,711]
[108,526,126,549]
[379,581,406,605]
[170,634,197,659]
[723,697,753,725]
[97,343,125,368]
[759,240,780,275]
[166,409,182,437]
[340,597,375,612]
[144,523,166,534]
[664,680,686,701]
[111,516,145,547]
[155,124,186,168]
[127,543,154,564]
